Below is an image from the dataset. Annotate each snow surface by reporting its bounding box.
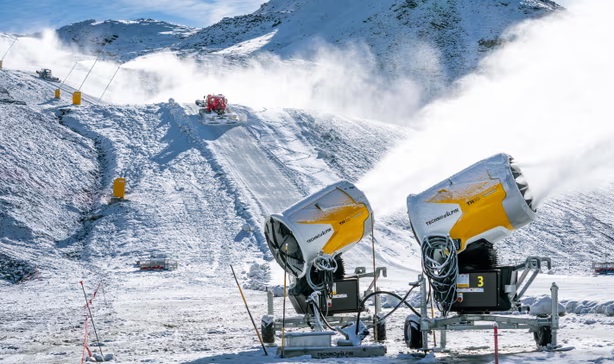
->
[2,0,614,363]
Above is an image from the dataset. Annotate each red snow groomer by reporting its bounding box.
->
[201,94,228,115]
[195,94,240,124]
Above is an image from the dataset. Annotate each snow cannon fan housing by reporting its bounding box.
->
[407,153,536,314]
[264,181,373,279]
[407,153,536,255]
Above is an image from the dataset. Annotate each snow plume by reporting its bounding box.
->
[1,30,71,71]
[0,30,123,100]
[111,42,427,122]
[359,0,614,217]
[2,30,430,121]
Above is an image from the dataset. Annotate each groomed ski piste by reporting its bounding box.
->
[3,0,614,363]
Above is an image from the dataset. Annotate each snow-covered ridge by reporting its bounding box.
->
[53,0,562,86]
[55,19,198,62]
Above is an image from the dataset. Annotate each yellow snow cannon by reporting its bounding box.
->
[406,153,536,314]
[261,181,389,353]
[264,180,373,281]
[407,153,535,255]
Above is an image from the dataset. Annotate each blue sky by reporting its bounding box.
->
[0,0,264,34]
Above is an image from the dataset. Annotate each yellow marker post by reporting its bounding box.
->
[54,89,61,99]
[113,178,126,199]
[72,91,81,105]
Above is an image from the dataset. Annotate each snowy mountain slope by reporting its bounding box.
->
[54,102,265,270]
[183,0,559,82]
[53,0,561,88]
[55,19,198,62]
[0,72,98,283]
[0,68,415,283]
[168,104,308,217]
[500,187,614,274]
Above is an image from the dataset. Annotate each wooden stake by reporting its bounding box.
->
[230,265,268,356]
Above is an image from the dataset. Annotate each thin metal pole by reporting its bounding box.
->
[230,265,268,356]
[80,314,89,364]
[79,281,104,358]
[79,55,100,91]
[551,282,559,347]
[60,62,78,87]
[370,218,380,342]
[1,37,17,60]
[370,218,378,298]
[494,323,499,364]
[99,65,121,102]
[281,244,289,356]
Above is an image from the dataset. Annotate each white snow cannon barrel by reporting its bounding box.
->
[264,180,373,279]
[407,153,536,254]
[406,153,536,314]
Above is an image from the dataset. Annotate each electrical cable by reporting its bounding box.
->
[354,290,422,335]
[306,254,337,292]
[308,299,337,331]
[421,235,458,316]
[376,285,418,323]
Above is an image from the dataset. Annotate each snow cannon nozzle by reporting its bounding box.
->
[264,180,373,280]
[407,153,536,254]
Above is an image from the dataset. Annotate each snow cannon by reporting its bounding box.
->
[406,153,537,314]
[265,180,372,280]
[407,153,535,254]
[261,180,389,355]
[264,180,375,316]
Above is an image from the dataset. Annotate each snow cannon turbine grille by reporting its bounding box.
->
[407,153,536,254]
[264,181,373,278]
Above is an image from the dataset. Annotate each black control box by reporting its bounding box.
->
[319,278,360,314]
[451,267,516,313]
[289,277,360,315]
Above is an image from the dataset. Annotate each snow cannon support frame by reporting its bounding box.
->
[404,256,563,352]
[261,266,388,359]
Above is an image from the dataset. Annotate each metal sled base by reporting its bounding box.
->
[277,331,386,358]
[279,344,386,359]
[263,267,388,359]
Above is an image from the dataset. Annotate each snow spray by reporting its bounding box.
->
[359,0,614,216]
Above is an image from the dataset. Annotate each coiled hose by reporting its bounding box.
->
[306,253,338,295]
[421,235,458,316]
